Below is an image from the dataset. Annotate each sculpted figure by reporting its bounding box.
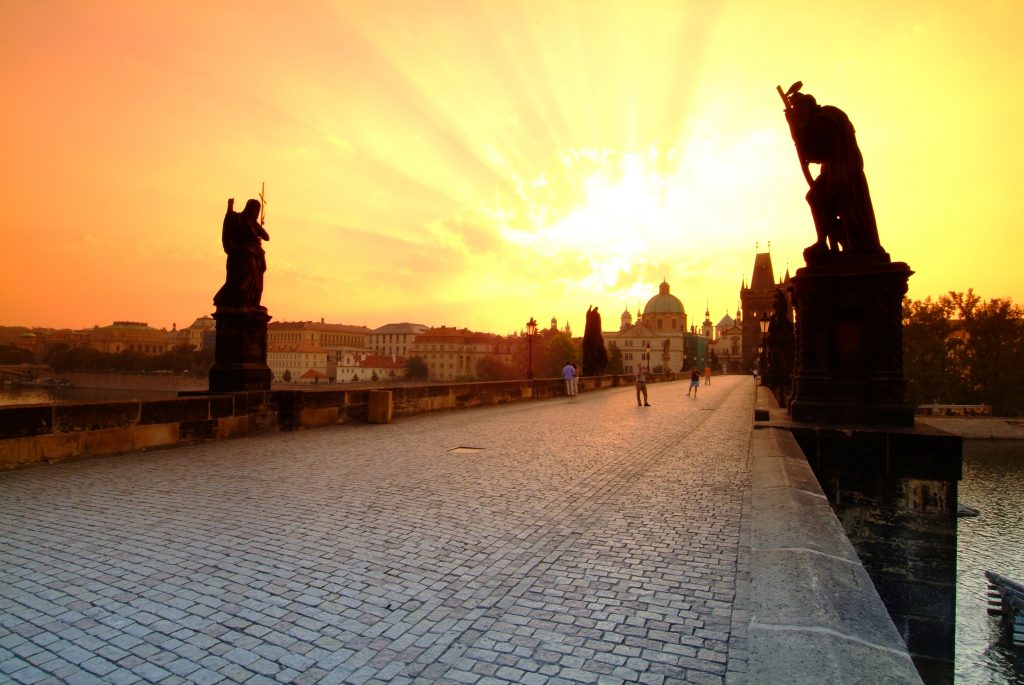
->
[213,198,270,308]
[779,82,884,259]
[766,288,794,384]
[582,306,609,376]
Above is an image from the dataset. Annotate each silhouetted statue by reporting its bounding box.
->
[778,82,885,261]
[582,306,609,376]
[765,288,794,391]
[213,198,270,309]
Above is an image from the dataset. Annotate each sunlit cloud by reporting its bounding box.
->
[0,1,1021,332]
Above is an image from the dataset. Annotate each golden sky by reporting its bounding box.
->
[2,1,1021,334]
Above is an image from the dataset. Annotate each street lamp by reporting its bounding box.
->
[645,342,651,368]
[526,317,537,380]
[759,311,770,380]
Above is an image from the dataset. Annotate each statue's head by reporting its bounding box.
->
[790,92,819,121]
[243,199,261,219]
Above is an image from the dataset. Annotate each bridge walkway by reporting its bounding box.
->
[0,375,872,684]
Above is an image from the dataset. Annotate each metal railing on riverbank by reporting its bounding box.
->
[986,570,1024,646]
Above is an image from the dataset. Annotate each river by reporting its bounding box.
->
[0,385,177,406]
[1,387,1021,681]
[957,439,1024,684]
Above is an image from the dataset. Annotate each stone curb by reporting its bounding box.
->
[746,388,924,684]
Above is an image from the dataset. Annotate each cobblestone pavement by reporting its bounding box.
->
[0,375,754,685]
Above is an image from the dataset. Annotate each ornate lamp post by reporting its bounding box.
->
[526,317,537,380]
[759,311,770,381]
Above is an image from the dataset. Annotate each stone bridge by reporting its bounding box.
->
[0,376,923,684]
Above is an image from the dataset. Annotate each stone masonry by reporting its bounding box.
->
[0,377,916,684]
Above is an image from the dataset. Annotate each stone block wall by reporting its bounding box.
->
[0,373,663,470]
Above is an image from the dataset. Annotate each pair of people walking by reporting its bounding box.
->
[634,365,707,405]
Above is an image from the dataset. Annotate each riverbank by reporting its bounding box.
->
[917,416,1024,441]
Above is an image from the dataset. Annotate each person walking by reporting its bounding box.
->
[636,364,650,406]
[704,364,712,386]
[687,367,700,396]
[571,362,580,396]
[562,361,576,396]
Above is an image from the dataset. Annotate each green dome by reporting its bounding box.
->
[644,280,685,315]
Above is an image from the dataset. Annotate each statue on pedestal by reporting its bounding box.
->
[779,82,913,427]
[209,193,273,393]
[778,82,886,262]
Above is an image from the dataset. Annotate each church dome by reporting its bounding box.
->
[643,280,685,315]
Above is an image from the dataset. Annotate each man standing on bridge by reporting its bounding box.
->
[562,360,577,396]
[636,364,650,407]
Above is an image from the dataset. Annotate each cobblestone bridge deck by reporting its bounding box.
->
[0,376,918,685]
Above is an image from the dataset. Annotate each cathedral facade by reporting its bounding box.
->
[604,280,698,374]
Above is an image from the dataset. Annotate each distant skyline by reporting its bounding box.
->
[2,2,1022,333]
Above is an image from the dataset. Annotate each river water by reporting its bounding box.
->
[0,385,176,406]
[1,387,1021,681]
[957,440,1024,684]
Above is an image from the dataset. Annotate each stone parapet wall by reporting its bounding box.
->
[748,386,924,684]
[0,373,664,470]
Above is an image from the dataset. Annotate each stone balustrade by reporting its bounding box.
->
[0,373,675,470]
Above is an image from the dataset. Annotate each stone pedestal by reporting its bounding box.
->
[208,307,272,393]
[790,257,915,427]
[793,425,961,685]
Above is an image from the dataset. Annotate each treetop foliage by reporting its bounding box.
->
[903,290,1023,415]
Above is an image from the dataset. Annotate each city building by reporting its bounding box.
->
[268,319,371,352]
[267,342,330,383]
[184,316,216,350]
[408,326,510,381]
[368,323,428,359]
[336,352,406,383]
[709,309,744,374]
[740,250,791,372]
[604,280,698,374]
[89,322,173,355]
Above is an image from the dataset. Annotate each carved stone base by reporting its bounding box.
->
[789,257,915,427]
[209,307,272,393]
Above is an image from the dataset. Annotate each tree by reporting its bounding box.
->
[903,291,1024,415]
[949,291,1024,415]
[0,344,33,364]
[406,355,429,381]
[282,369,292,383]
[606,343,623,375]
[903,296,960,406]
[476,355,516,381]
[536,330,576,378]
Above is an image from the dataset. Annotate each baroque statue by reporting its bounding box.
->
[213,197,270,309]
[582,306,609,376]
[778,82,886,261]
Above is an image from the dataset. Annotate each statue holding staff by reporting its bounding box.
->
[778,82,885,260]
[213,196,270,309]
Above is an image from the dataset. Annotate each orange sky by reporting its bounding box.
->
[2,1,1022,334]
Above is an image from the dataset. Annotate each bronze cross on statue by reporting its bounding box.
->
[259,181,267,226]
